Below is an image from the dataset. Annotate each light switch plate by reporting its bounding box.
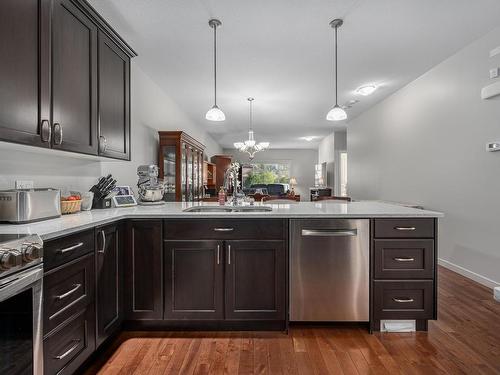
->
[15,180,34,189]
[490,68,499,79]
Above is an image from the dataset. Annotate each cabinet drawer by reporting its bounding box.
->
[373,280,434,320]
[374,240,434,279]
[44,253,95,335]
[374,219,434,238]
[44,229,94,271]
[43,307,95,375]
[164,219,286,240]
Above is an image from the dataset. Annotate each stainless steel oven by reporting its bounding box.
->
[0,234,43,375]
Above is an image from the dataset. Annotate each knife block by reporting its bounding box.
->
[90,185,112,209]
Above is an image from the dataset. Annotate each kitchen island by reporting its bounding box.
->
[0,201,442,239]
[0,201,442,375]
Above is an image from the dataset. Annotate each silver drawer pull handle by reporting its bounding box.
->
[394,226,416,231]
[217,244,220,265]
[393,297,414,303]
[55,284,81,300]
[228,244,231,265]
[54,339,81,360]
[301,229,357,237]
[393,257,415,262]
[213,228,234,232]
[58,242,84,254]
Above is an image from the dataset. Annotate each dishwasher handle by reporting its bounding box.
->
[301,229,358,237]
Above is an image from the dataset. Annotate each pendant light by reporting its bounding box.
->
[234,98,269,160]
[206,19,225,121]
[326,18,347,121]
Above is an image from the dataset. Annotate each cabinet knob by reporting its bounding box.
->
[53,123,63,145]
[99,135,108,153]
[40,120,51,143]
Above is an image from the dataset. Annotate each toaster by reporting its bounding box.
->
[0,189,61,223]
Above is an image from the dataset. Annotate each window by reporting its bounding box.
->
[241,162,290,188]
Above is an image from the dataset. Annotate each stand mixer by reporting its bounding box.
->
[137,165,165,205]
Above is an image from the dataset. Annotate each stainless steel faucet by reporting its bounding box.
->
[223,162,241,206]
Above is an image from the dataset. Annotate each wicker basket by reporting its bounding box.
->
[61,200,82,215]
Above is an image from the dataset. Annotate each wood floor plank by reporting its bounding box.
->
[87,267,500,375]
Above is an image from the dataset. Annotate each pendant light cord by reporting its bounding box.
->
[249,99,253,131]
[334,25,338,106]
[213,24,217,106]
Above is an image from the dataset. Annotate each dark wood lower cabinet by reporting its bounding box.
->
[225,240,286,321]
[95,223,123,348]
[43,306,95,375]
[164,240,223,320]
[124,220,163,320]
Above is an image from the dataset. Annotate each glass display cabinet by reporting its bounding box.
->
[158,131,205,202]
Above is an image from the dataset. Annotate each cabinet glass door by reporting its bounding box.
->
[187,147,193,202]
[193,149,199,201]
[162,145,176,202]
[181,143,187,202]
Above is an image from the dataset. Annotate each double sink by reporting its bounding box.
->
[183,205,273,213]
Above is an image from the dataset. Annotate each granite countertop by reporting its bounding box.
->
[0,201,443,240]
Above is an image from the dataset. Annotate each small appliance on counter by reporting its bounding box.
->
[90,174,116,209]
[0,188,61,223]
[137,165,165,205]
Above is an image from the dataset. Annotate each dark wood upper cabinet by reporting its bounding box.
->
[164,240,224,320]
[0,0,50,147]
[225,240,286,321]
[0,0,135,158]
[124,220,163,320]
[51,0,98,155]
[95,223,123,348]
[98,32,131,160]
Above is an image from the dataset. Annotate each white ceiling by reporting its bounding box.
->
[90,0,500,149]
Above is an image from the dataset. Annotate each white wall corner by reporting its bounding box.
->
[438,258,500,290]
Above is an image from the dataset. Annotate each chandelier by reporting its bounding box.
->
[233,98,269,160]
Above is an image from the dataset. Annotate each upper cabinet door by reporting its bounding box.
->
[0,0,51,147]
[98,32,131,160]
[52,0,98,155]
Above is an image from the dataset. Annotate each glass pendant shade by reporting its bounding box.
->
[233,142,244,149]
[205,105,225,121]
[326,105,347,121]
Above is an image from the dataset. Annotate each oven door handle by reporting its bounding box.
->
[0,265,43,302]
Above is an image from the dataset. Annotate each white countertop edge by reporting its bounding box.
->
[0,201,443,240]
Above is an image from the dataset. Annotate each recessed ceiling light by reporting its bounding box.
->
[356,85,377,96]
[300,136,315,142]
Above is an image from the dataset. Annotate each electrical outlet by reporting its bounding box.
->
[490,68,499,79]
[15,180,34,189]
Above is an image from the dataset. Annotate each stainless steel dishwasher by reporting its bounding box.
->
[290,219,369,322]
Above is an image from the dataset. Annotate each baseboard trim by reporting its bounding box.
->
[438,258,500,289]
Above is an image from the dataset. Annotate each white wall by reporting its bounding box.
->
[318,133,335,188]
[318,130,347,194]
[100,64,222,190]
[0,63,222,193]
[348,27,500,288]
[223,148,318,201]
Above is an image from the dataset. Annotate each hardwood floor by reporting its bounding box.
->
[87,267,500,374]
